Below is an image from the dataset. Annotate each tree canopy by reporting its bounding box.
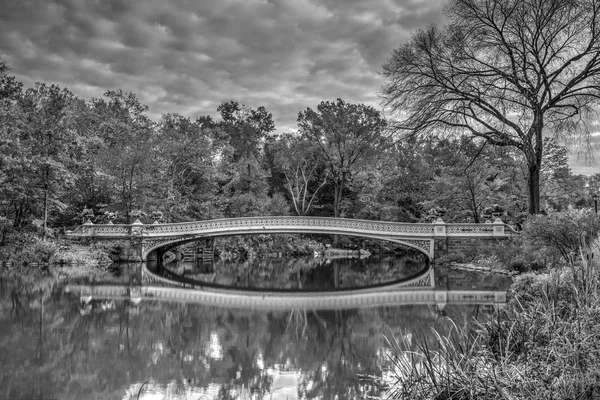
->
[382,0,600,214]
[2,59,600,244]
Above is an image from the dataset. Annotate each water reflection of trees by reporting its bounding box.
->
[175,254,427,290]
[0,280,487,400]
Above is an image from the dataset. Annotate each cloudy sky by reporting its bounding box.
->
[0,0,598,174]
[0,0,442,129]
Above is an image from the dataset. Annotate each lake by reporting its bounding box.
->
[0,255,511,400]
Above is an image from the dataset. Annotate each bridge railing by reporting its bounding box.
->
[70,216,436,237]
[140,216,438,237]
[68,216,516,239]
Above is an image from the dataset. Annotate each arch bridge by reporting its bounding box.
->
[67,216,516,262]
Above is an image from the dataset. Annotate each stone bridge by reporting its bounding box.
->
[67,216,516,261]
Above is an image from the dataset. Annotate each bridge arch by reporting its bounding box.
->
[144,230,433,261]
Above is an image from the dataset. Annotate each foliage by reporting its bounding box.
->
[269,133,329,215]
[521,208,600,262]
[2,59,599,262]
[437,209,600,272]
[214,234,324,261]
[298,98,388,218]
[52,243,113,267]
[420,137,526,223]
[151,113,219,222]
[9,235,59,265]
[215,100,275,161]
[89,90,155,223]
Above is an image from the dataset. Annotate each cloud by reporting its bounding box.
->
[0,0,443,131]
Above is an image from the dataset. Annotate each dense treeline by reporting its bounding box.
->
[0,61,597,245]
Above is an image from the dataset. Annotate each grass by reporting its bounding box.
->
[383,237,600,400]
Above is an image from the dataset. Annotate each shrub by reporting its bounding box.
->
[11,236,59,265]
[443,237,525,271]
[521,208,600,263]
[508,259,527,273]
[52,243,112,266]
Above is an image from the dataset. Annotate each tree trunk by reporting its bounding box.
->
[332,176,344,247]
[527,163,541,214]
[527,117,544,215]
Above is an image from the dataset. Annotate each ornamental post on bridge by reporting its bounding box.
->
[432,217,447,259]
[492,217,505,237]
[129,219,145,261]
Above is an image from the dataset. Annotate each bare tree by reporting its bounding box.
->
[382,0,600,214]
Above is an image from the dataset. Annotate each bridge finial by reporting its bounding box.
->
[83,219,94,225]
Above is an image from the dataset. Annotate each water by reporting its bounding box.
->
[166,254,427,290]
[0,257,511,400]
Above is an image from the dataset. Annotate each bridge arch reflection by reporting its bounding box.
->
[66,265,507,312]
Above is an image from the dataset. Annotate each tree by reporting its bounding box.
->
[0,62,26,227]
[207,101,284,218]
[18,84,83,238]
[270,133,329,215]
[297,99,388,219]
[90,90,154,223]
[216,101,275,161]
[421,137,524,222]
[539,138,580,210]
[382,0,600,214]
[154,113,219,221]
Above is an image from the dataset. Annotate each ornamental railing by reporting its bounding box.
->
[69,216,515,239]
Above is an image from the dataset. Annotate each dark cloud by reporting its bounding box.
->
[0,0,443,131]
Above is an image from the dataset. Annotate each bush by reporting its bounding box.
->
[522,208,600,263]
[509,259,527,273]
[52,243,112,266]
[9,235,59,265]
[446,210,600,272]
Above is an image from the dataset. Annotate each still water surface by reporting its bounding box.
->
[0,256,511,400]
[165,254,427,289]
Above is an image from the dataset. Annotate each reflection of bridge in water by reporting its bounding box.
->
[67,266,507,311]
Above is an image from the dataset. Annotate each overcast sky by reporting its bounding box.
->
[0,0,443,130]
[0,0,598,174]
